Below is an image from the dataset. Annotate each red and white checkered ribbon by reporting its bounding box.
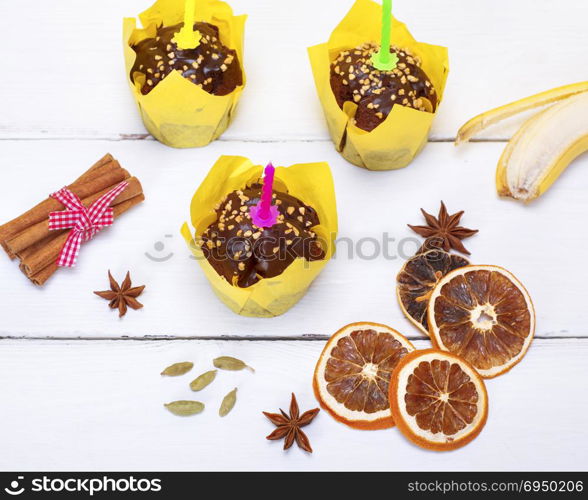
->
[48,181,129,267]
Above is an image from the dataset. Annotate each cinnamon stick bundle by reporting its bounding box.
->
[0,154,145,285]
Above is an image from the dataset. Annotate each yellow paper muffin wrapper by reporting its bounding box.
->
[181,156,338,317]
[123,0,246,148]
[308,0,449,170]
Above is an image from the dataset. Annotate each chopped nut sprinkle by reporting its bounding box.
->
[130,21,242,96]
[200,182,325,288]
[329,41,437,131]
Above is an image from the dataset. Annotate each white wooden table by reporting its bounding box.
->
[1,0,587,471]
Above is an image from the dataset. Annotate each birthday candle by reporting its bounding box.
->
[258,163,275,219]
[174,0,201,49]
[250,163,279,228]
[371,0,398,71]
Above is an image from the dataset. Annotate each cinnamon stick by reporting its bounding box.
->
[20,232,68,277]
[20,193,146,285]
[74,154,114,183]
[0,154,145,286]
[0,156,125,252]
[19,192,145,276]
[0,154,113,239]
[5,177,143,255]
[27,261,58,287]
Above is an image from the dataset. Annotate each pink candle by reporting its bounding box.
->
[250,163,279,228]
[258,163,275,219]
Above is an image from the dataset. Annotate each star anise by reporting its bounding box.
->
[94,271,145,317]
[408,201,478,255]
[263,393,320,453]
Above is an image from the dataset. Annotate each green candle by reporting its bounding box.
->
[371,0,398,71]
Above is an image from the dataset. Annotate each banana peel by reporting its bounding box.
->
[456,81,588,145]
[456,81,588,202]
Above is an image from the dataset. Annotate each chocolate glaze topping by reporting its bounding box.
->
[330,42,437,132]
[200,184,325,288]
[130,22,242,96]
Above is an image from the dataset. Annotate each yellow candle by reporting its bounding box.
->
[173,0,201,49]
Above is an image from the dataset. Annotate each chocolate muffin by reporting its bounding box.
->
[200,184,325,288]
[330,42,437,132]
[130,21,242,96]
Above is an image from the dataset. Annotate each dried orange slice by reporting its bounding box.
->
[389,349,488,451]
[428,265,535,378]
[397,250,469,336]
[313,322,415,430]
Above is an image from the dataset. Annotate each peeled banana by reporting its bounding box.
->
[496,93,588,201]
[456,82,588,202]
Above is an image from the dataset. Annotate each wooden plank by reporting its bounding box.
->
[0,139,586,339]
[0,338,585,471]
[0,0,587,141]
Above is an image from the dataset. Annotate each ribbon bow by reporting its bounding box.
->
[48,181,129,267]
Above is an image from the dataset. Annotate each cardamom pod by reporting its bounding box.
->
[160,361,194,376]
[164,400,205,416]
[219,388,237,417]
[190,370,217,391]
[213,356,255,373]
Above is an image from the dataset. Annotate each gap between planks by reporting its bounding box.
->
[0,136,510,144]
[0,335,584,342]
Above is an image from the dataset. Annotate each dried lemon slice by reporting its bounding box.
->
[389,349,488,451]
[428,265,535,378]
[313,322,415,430]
